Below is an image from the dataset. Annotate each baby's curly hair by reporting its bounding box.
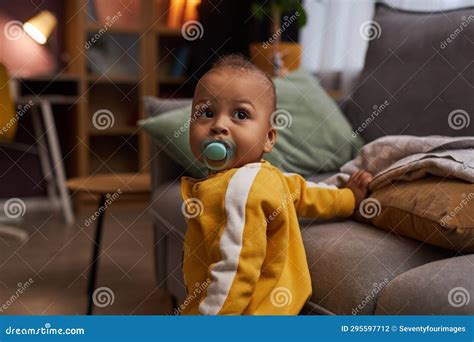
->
[206,54,276,112]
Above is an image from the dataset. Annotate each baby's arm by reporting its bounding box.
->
[283,173,357,219]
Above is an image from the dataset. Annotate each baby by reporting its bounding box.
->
[180,54,372,315]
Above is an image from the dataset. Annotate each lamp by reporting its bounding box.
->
[23,10,57,45]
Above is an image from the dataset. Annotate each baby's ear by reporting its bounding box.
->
[264,128,277,153]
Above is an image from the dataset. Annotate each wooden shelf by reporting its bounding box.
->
[86,23,141,34]
[89,126,138,136]
[87,74,139,84]
[64,0,193,205]
[156,27,182,37]
[88,135,139,174]
[15,74,81,82]
[158,74,186,85]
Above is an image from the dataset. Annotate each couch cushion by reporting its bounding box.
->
[375,254,474,314]
[144,98,193,115]
[151,181,188,240]
[344,4,474,142]
[363,177,474,252]
[301,220,455,315]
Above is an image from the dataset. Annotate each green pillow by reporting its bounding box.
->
[140,69,363,178]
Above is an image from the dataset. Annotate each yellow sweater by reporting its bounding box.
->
[180,160,355,315]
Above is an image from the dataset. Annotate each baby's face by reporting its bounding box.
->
[190,69,276,171]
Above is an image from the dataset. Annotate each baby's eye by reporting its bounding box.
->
[197,109,213,118]
[233,110,249,120]
[205,109,215,118]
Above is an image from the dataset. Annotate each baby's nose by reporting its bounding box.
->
[210,123,229,135]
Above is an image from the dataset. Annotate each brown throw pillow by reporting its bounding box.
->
[355,177,474,252]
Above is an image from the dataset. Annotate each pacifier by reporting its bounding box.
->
[201,139,235,171]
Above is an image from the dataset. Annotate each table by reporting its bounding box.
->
[66,173,150,315]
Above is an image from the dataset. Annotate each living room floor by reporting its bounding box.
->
[0,204,173,315]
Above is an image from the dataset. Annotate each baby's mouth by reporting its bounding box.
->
[201,139,235,171]
[203,140,231,151]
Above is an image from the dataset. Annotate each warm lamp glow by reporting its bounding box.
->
[168,0,201,28]
[168,0,186,29]
[183,0,201,22]
[23,10,57,45]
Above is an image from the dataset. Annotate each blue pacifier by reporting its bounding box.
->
[201,140,235,171]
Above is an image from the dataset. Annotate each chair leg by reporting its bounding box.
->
[171,295,178,312]
[87,194,107,315]
[31,107,58,204]
[40,100,74,225]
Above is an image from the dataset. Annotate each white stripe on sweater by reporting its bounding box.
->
[199,163,262,315]
[283,172,338,190]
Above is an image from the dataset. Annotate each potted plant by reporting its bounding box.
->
[249,0,307,76]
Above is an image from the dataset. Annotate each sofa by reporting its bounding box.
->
[147,4,474,315]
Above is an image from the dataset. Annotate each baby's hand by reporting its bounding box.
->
[346,170,373,209]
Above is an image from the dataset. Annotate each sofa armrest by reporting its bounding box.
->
[149,140,186,189]
[143,96,192,190]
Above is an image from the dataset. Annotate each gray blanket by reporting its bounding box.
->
[324,135,474,190]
